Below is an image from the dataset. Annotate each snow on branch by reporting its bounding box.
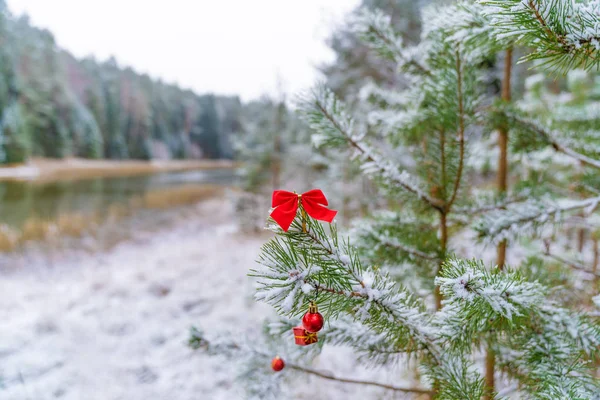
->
[422,2,503,64]
[351,9,431,76]
[505,110,600,170]
[424,354,486,400]
[481,0,600,72]
[297,85,445,210]
[350,211,440,263]
[475,196,600,244]
[496,305,600,398]
[252,216,439,355]
[453,192,528,217]
[436,258,545,324]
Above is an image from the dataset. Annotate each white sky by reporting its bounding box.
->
[6,0,359,102]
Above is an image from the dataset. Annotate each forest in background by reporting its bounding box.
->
[0,1,260,164]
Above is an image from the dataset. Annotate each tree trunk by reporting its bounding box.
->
[485,47,513,400]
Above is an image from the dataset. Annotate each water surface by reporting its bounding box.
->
[0,169,236,228]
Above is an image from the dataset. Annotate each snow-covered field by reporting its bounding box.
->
[0,198,413,400]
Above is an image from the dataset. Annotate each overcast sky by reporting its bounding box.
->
[6,0,360,101]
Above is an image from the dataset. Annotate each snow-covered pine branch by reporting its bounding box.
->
[435,258,546,344]
[481,0,600,72]
[495,304,600,398]
[252,215,496,399]
[435,258,600,398]
[503,109,600,170]
[475,196,600,244]
[350,211,440,262]
[351,8,431,76]
[297,85,446,210]
[421,2,504,64]
[252,216,439,355]
[453,191,529,217]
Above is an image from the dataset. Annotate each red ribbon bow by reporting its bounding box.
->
[270,189,337,232]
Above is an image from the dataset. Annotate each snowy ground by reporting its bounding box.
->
[0,197,417,400]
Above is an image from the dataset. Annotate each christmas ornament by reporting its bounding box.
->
[270,189,337,232]
[271,356,285,372]
[302,302,324,333]
[293,326,318,346]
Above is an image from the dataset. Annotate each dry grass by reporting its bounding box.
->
[141,184,224,209]
[0,184,225,252]
[21,218,55,242]
[0,225,18,251]
[0,157,238,184]
[56,212,99,237]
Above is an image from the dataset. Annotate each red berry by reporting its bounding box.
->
[271,356,285,372]
[302,311,324,333]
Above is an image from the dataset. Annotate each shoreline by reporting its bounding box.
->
[0,157,238,183]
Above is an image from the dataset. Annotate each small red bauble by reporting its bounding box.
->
[302,302,324,333]
[271,356,285,372]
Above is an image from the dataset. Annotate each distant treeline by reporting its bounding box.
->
[0,2,243,164]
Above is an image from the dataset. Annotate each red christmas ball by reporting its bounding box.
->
[271,356,285,372]
[302,302,324,333]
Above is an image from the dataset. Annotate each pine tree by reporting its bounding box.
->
[193,1,600,399]
[231,95,319,232]
[0,2,29,164]
[194,94,222,159]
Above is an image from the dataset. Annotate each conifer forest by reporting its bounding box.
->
[1,1,600,400]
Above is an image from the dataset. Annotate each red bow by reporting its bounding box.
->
[270,189,337,232]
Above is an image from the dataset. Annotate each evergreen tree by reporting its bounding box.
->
[194,94,222,159]
[0,1,28,164]
[0,6,237,162]
[193,2,600,399]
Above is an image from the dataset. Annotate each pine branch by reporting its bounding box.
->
[350,212,440,263]
[475,196,600,243]
[370,233,440,261]
[436,258,546,327]
[454,195,527,216]
[254,216,446,366]
[506,111,600,170]
[352,8,431,76]
[481,0,600,72]
[298,86,445,211]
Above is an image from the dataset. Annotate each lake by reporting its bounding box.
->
[0,169,237,229]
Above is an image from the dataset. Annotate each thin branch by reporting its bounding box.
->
[310,281,363,298]
[477,196,600,241]
[508,113,600,170]
[527,0,567,46]
[193,334,433,396]
[288,363,434,395]
[543,240,600,278]
[454,196,526,215]
[440,127,447,202]
[363,227,439,260]
[376,235,440,261]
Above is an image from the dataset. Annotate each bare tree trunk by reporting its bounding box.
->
[435,212,448,311]
[485,47,513,400]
